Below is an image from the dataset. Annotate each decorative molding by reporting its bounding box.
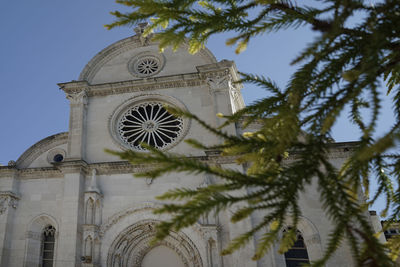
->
[108,93,191,152]
[47,148,66,164]
[15,132,68,169]
[55,159,88,174]
[7,160,16,167]
[206,74,232,93]
[99,203,159,237]
[133,22,154,46]
[106,219,203,267]
[16,168,63,179]
[0,191,20,215]
[127,51,165,78]
[83,225,101,240]
[66,88,88,106]
[59,76,205,98]
[1,143,354,179]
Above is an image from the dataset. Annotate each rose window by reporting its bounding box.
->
[117,102,184,151]
[128,53,164,77]
[136,58,159,75]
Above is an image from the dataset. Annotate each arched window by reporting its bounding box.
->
[41,225,56,267]
[284,229,310,267]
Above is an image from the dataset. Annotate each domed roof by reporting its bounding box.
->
[79,31,217,85]
[16,132,68,168]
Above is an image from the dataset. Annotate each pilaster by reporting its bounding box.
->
[64,87,88,160]
[220,163,257,267]
[55,160,86,267]
[198,60,244,136]
[0,166,20,267]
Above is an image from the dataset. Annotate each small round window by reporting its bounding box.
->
[136,57,160,75]
[128,52,165,78]
[117,102,184,151]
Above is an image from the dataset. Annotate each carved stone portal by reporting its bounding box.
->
[107,220,203,267]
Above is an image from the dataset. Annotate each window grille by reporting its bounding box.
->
[284,230,310,267]
[42,225,55,267]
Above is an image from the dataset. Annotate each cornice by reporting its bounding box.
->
[0,191,20,200]
[0,153,242,179]
[18,168,63,178]
[0,167,17,178]
[59,73,205,97]
[0,144,355,179]
[197,60,242,86]
[55,159,89,174]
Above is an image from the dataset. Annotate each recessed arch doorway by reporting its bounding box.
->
[106,220,203,267]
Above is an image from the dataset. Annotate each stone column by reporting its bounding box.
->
[56,160,86,267]
[0,165,19,267]
[66,89,88,160]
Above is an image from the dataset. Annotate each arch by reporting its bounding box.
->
[95,199,102,225]
[42,225,56,267]
[99,202,205,238]
[106,220,203,267]
[282,229,310,267]
[85,197,95,224]
[79,35,217,84]
[24,214,58,267]
[100,203,209,267]
[273,216,323,266]
[16,132,68,168]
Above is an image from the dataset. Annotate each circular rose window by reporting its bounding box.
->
[128,52,165,78]
[117,102,184,151]
[136,57,160,75]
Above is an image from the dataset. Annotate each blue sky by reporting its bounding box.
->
[0,1,394,211]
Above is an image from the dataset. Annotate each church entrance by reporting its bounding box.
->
[106,220,203,267]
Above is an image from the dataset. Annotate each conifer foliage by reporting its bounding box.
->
[106,0,400,266]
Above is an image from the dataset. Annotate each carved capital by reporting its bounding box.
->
[206,72,232,93]
[66,89,88,106]
[229,83,241,100]
[0,191,20,215]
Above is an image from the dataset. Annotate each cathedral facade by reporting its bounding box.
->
[0,28,381,267]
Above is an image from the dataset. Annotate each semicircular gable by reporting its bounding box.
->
[78,35,217,85]
[16,132,68,169]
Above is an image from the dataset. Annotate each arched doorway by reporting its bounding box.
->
[106,220,203,267]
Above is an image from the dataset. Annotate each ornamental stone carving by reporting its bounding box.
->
[109,94,190,152]
[206,73,232,93]
[133,22,154,46]
[66,89,88,105]
[0,192,19,215]
[7,160,16,167]
[107,220,203,267]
